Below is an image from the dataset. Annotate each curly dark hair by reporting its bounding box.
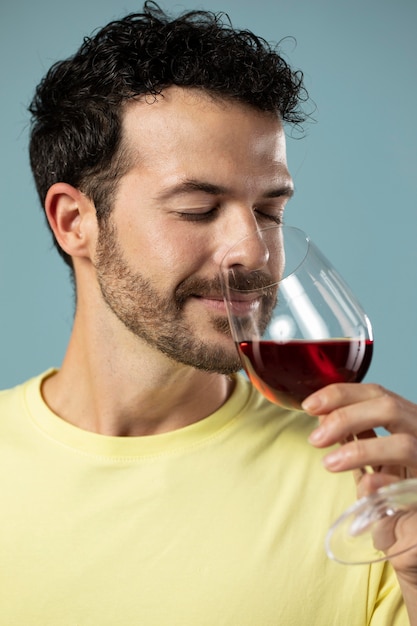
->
[29,1,308,267]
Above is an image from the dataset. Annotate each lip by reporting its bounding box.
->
[193,295,227,312]
[227,298,261,316]
[194,294,260,315]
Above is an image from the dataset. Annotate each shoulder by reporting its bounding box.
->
[233,372,317,436]
[0,370,54,423]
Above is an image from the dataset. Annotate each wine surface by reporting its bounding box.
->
[238,339,373,410]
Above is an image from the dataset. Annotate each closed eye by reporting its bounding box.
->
[254,209,284,224]
[176,206,220,222]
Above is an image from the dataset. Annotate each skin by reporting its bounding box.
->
[305,384,417,620]
[42,87,293,436]
[42,86,417,619]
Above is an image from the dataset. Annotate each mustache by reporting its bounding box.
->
[221,269,277,293]
[175,270,275,303]
[175,270,278,312]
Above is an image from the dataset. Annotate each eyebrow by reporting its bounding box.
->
[263,184,294,199]
[154,178,294,201]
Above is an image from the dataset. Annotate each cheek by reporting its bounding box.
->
[158,239,207,282]
[127,228,208,283]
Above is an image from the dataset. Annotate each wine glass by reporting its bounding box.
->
[219,223,417,565]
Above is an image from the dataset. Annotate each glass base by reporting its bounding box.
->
[325,478,417,565]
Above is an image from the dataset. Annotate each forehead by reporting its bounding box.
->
[121,87,288,172]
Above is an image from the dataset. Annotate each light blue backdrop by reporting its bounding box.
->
[1,0,416,401]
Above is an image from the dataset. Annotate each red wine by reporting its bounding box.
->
[238,339,373,410]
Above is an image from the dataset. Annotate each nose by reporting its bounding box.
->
[219,227,270,272]
[214,206,273,271]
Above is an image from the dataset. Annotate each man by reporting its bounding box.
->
[1,2,416,623]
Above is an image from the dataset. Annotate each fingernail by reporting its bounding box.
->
[302,395,321,413]
[323,450,343,470]
[308,427,325,444]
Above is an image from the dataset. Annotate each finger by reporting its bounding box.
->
[321,433,417,473]
[302,382,413,422]
[302,382,386,414]
[345,432,381,474]
[308,401,379,447]
[308,394,417,447]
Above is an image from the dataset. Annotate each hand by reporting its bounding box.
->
[303,383,417,579]
[304,382,417,488]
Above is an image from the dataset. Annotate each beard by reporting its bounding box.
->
[94,219,244,374]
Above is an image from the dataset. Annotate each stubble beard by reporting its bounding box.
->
[94,220,242,375]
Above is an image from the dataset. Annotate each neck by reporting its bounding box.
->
[42,309,234,437]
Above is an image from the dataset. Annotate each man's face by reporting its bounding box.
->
[94,87,293,374]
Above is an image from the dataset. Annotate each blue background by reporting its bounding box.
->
[1,0,416,401]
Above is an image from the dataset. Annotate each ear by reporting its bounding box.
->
[45,183,97,261]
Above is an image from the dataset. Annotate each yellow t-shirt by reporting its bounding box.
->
[0,371,408,625]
